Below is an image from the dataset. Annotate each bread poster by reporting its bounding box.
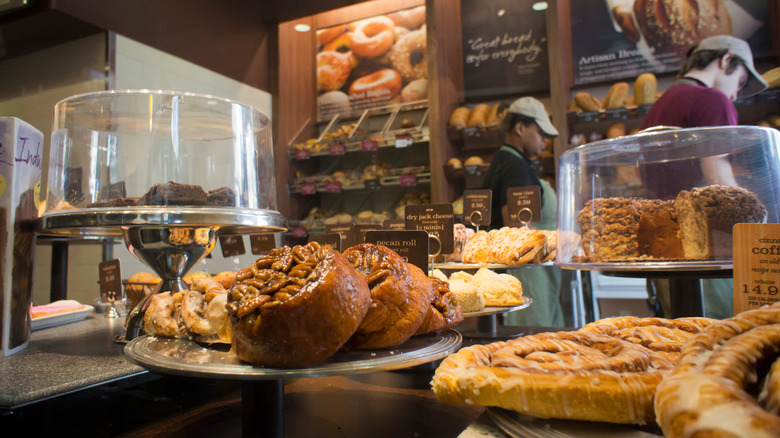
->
[316,5,428,120]
[570,0,772,85]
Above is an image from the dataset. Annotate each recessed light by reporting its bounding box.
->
[294,24,311,32]
[497,9,505,17]
[532,2,548,11]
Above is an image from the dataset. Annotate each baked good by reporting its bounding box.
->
[432,330,674,424]
[577,197,681,261]
[574,92,602,112]
[138,181,208,206]
[351,16,395,58]
[387,5,426,29]
[400,78,428,103]
[415,277,464,335]
[348,68,402,102]
[675,185,767,259]
[634,72,658,106]
[448,107,471,129]
[317,24,348,46]
[466,104,490,127]
[612,4,640,44]
[763,66,780,89]
[389,28,427,81]
[210,271,236,289]
[206,187,236,206]
[227,242,371,367]
[471,268,524,306]
[182,270,210,286]
[581,316,714,363]
[446,157,463,169]
[655,302,780,437]
[633,0,731,59]
[606,122,627,138]
[343,243,436,349]
[461,227,549,265]
[125,272,161,307]
[318,91,351,114]
[317,51,353,92]
[605,82,629,109]
[447,223,474,262]
[486,103,506,126]
[463,156,483,167]
[447,278,485,312]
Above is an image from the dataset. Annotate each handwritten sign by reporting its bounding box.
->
[460,0,550,100]
[733,224,780,314]
[507,186,541,226]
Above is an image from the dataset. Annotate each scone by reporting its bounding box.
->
[471,268,524,306]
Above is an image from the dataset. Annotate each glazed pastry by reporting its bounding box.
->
[581,316,714,363]
[415,277,464,335]
[343,243,436,349]
[461,227,549,265]
[655,302,780,437]
[227,242,371,367]
[432,330,674,424]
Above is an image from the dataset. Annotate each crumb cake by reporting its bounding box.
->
[137,181,208,206]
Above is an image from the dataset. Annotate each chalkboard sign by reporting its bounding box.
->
[461,0,549,101]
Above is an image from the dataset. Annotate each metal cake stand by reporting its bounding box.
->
[38,207,287,340]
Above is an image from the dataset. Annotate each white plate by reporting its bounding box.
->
[31,304,94,330]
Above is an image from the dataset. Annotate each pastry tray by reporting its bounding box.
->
[462,298,533,318]
[30,304,94,331]
[124,330,462,380]
[488,408,663,438]
[558,259,733,272]
[434,262,554,270]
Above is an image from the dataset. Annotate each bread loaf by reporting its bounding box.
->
[574,92,601,112]
[486,103,507,126]
[606,122,627,138]
[634,73,657,106]
[448,107,471,129]
[605,82,629,109]
[466,104,490,127]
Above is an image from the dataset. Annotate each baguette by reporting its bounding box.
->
[574,92,601,112]
[448,107,471,129]
[634,73,657,106]
[605,82,629,109]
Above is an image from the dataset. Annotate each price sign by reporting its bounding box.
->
[301,183,317,195]
[399,174,417,187]
[364,178,382,190]
[383,219,406,230]
[250,234,276,255]
[329,143,345,155]
[395,134,413,148]
[365,230,429,272]
[294,149,311,160]
[219,235,246,257]
[355,224,381,244]
[308,233,342,252]
[404,203,455,256]
[325,181,342,193]
[326,223,356,249]
[463,189,492,227]
[507,186,541,226]
[361,139,378,152]
[292,227,308,238]
[98,259,122,303]
[733,224,780,314]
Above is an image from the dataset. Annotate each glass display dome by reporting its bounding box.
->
[557,126,780,270]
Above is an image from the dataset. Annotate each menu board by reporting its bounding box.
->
[316,5,428,120]
[571,0,771,85]
[460,0,549,100]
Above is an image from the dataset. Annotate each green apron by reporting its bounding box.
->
[504,179,564,327]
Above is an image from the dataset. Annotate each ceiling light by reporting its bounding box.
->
[532,2,548,11]
[294,24,311,32]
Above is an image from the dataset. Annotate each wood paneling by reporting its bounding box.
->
[547,0,573,167]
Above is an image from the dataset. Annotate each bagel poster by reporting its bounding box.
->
[570,0,771,85]
[316,5,428,120]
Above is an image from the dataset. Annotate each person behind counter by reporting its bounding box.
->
[640,35,769,319]
[482,97,564,327]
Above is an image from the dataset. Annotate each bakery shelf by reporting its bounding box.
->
[288,173,431,195]
[288,129,430,161]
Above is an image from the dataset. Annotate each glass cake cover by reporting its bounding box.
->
[43,90,277,216]
[557,126,780,269]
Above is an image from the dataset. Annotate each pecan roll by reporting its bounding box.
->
[415,277,464,336]
[226,242,370,368]
[343,243,436,349]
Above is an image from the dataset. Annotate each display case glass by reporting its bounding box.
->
[557,126,780,270]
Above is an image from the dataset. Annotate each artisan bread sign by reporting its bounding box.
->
[460,0,549,100]
[733,224,780,314]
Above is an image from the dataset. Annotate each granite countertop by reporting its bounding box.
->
[0,312,147,410]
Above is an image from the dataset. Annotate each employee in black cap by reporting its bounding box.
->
[483,96,563,327]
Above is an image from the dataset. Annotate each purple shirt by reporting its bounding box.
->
[639,81,737,199]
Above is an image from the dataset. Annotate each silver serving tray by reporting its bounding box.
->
[124,330,462,380]
[488,407,663,438]
[462,297,533,318]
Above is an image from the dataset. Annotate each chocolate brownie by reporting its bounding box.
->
[138,182,208,206]
[207,187,237,206]
[87,197,139,208]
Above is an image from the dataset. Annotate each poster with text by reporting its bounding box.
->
[316,5,427,120]
[571,0,770,85]
[460,0,549,100]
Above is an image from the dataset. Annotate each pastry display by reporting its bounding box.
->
[655,302,780,437]
[461,227,553,265]
[414,277,464,336]
[432,330,673,424]
[138,181,208,206]
[227,242,371,368]
[342,243,436,349]
[143,277,232,344]
[466,268,524,307]
[577,185,767,262]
